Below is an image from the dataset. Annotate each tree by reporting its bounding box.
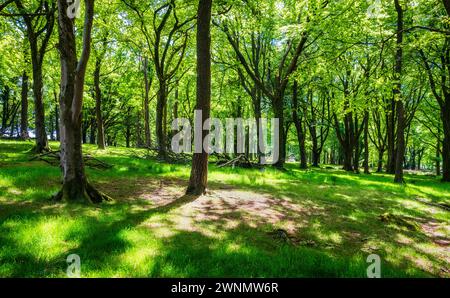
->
[186,0,212,195]
[393,0,405,184]
[53,0,110,203]
[12,0,55,152]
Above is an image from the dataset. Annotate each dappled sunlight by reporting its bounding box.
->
[0,140,449,277]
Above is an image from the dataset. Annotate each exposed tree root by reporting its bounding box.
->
[52,182,113,204]
[29,145,51,155]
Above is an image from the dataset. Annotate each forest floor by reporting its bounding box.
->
[0,139,449,277]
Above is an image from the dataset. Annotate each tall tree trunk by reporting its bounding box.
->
[187,0,212,196]
[292,81,307,169]
[441,103,450,181]
[94,58,105,149]
[89,113,96,144]
[53,90,60,141]
[387,102,396,174]
[437,126,441,176]
[156,82,167,157]
[363,112,370,174]
[20,71,29,140]
[394,0,405,184]
[31,60,49,152]
[54,0,110,203]
[1,86,8,133]
[377,150,384,173]
[273,91,286,169]
[14,0,54,152]
[255,92,264,164]
[143,56,151,148]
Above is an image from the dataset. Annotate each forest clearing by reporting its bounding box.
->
[0,140,449,277]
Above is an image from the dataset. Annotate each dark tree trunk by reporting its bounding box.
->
[187,0,212,196]
[125,114,131,148]
[9,104,18,138]
[94,58,106,149]
[387,102,396,174]
[49,109,55,140]
[394,0,405,184]
[353,132,360,174]
[14,0,54,153]
[31,62,49,152]
[53,90,60,141]
[20,71,29,140]
[156,82,167,157]
[1,86,8,132]
[292,81,307,169]
[54,0,110,203]
[143,56,152,148]
[437,126,441,176]
[273,91,286,169]
[410,147,416,170]
[377,150,384,173]
[442,103,450,181]
[255,92,264,164]
[89,115,96,144]
[363,112,370,174]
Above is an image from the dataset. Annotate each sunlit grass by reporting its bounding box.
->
[0,139,448,277]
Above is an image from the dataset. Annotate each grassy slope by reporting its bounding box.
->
[0,140,448,277]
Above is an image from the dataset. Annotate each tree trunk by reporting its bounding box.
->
[387,102,396,174]
[54,0,110,203]
[31,61,49,152]
[273,91,286,169]
[143,56,151,148]
[187,0,212,196]
[394,100,406,183]
[1,86,8,132]
[87,114,94,144]
[441,103,450,181]
[94,58,105,149]
[353,136,360,173]
[394,0,405,184]
[156,82,167,157]
[377,150,384,173]
[363,112,370,174]
[437,127,441,176]
[292,81,307,169]
[20,71,29,140]
[54,90,60,141]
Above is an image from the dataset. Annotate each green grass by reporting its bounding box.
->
[0,139,449,277]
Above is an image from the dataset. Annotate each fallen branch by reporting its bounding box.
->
[30,151,113,169]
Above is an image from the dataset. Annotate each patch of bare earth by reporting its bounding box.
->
[100,177,322,237]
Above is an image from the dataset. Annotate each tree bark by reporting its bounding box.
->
[54,0,110,203]
[441,103,450,181]
[20,71,29,140]
[14,0,55,153]
[94,58,106,149]
[143,56,152,148]
[363,112,370,174]
[292,81,307,169]
[156,82,167,157]
[273,90,286,169]
[394,0,405,184]
[186,0,212,196]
